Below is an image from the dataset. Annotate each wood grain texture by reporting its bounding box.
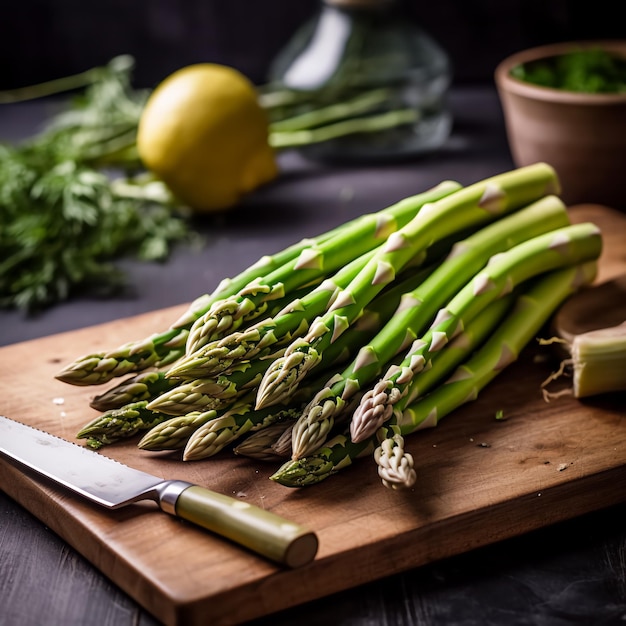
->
[0,204,624,626]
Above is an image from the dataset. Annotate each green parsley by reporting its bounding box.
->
[511,48,626,94]
[0,57,195,313]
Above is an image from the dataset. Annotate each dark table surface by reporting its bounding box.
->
[2,87,626,626]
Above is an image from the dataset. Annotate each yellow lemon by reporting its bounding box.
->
[137,63,279,213]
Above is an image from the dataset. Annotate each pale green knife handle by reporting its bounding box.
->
[159,481,318,568]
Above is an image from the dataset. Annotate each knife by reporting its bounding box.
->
[0,415,318,568]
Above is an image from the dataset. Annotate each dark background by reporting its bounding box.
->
[1,0,624,91]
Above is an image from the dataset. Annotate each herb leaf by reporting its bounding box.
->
[0,57,196,313]
[512,48,626,94]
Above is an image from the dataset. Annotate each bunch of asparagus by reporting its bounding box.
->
[56,163,603,490]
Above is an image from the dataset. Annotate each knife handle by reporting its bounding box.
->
[158,481,318,568]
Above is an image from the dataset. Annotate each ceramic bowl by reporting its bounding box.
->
[495,40,626,210]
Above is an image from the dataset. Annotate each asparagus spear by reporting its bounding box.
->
[142,273,412,456]
[139,369,331,453]
[288,194,570,459]
[256,163,561,412]
[394,262,598,436]
[351,223,603,443]
[398,296,514,407]
[170,221,371,330]
[89,370,178,411]
[374,427,417,490]
[271,261,598,488]
[137,409,213,451]
[268,421,297,458]
[167,247,379,379]
[370,296,514,490]
[56,328,190,387]
[182,398,305,461]
[270,431,376,487]
[541,321,626,399]
[147,357,271,416]
[232,421,294,461]
[292,293,515,467]
[271,295,514,484]
[76,400,171,448]
[54,192,436,387]
[184,181,462,353]
[149,266,431,419]
[567,322,626,397]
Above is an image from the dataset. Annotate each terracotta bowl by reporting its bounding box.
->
[495,40,626,210]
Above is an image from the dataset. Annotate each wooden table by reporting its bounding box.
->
[2,87,625,626]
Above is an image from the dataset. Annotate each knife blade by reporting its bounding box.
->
[0,415,318,568]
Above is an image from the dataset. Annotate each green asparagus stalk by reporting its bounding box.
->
[184,181,461,354]
[541,321,626,399]
[395,262,598,436]
[168,247,380,379]
[398,295,514,408]
[270,430,376,487]
[152,265,432,418]
[271,261,598,488]
[287,194,570,459]
[147,357,272,416]
[233,421,295,461]
[292,295,513,469]
[76,400,171,448]
[351,224,603,443]
[286,298,513,476]
[373,426,417,490]
[168,248,435,382]
[269,109,419,149]
[269,421,297,458]
[54,196,419,387]
[569,322,626,397]
[170,224,372,331]
[140,369,332,452]
[255,163,561,412]
[89,370,178,411]
[370,296,514,490]
[352,301,523,448]
[183,397,304,461]
[56,328,190,387]
[266,87,396,133]
[150,282,404,457]
[137,409,213,451]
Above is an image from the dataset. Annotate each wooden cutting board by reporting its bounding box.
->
[0,204,624,626]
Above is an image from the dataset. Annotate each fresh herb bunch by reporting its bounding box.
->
[0,56,193,313]
[512,48,626,94]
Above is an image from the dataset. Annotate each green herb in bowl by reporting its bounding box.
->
[511,48,626,94]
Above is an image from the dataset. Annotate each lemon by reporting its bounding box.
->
[137,63,279,213]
